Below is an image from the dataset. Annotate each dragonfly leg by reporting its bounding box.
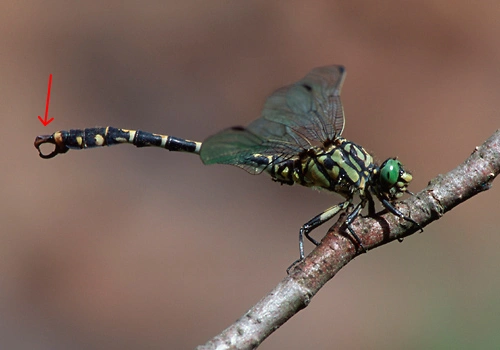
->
[365,191,376,216]
[298,200,351,260]
[345,200,368,252]
[380,198,422,232]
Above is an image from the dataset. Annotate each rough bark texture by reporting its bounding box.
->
[197,129,500,350]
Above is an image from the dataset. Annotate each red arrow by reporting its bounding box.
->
[37,74,54,126]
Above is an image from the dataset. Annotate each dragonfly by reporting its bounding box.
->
[34,65,421,263]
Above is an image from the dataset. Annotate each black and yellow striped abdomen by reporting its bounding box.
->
[34,127,202,159]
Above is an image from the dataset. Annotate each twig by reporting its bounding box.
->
[197,129,500,350]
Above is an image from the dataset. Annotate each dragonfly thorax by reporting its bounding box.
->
[266,138,376,197]
[266,139,413,205]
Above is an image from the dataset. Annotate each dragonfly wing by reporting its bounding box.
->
[259,65,346,147]
[200,126,300,174]
[200,65,346,174]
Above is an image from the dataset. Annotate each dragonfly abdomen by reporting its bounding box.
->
[34,127,202,159]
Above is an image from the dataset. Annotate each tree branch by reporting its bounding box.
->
[197,130,500,350]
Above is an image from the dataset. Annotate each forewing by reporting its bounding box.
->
[200,65,346,174]
[258,65,346,147]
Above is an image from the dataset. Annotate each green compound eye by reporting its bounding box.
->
[380,159,401,187]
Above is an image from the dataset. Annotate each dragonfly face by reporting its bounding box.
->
[34,65,421,263]
[372,158,413,201]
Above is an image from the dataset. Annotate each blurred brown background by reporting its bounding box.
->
[2,1,500,349]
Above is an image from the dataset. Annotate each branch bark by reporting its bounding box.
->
[197,129,500,350]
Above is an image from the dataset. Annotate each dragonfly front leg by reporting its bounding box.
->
[345,200,368,252]
[298,200,351,260]
[380,198,422,232]
[365,191,376,216]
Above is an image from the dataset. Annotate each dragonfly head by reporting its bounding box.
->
[375,158,413,201]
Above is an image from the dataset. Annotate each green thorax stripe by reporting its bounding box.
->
[300,139,374,191]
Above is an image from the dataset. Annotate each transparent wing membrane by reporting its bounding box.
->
[260,65,346,146]
[200,126,301,174]
[199,65,346,170]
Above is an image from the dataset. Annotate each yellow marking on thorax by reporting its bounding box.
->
[330,165,340,180]
[348,155,362,172]
[300,158,331,188]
